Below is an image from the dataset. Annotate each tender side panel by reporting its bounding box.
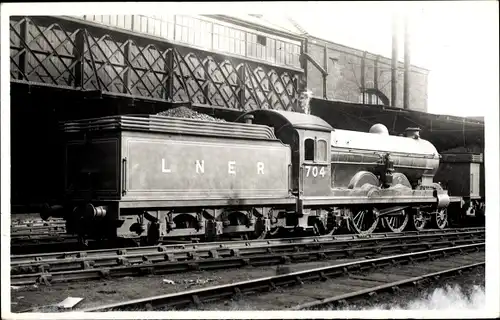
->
[480,162,485,198]
[122,133,291,201]
[436,153,484,199]
[470,163,481,198]
[65,138,120,199]
[435,162,473,198]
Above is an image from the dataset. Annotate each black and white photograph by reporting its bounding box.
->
[1,1,499,319]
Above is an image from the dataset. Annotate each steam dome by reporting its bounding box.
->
[369,123,389,135]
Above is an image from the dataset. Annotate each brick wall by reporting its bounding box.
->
[305,37,429,112]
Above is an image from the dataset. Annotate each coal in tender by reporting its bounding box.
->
[156,107,226,123]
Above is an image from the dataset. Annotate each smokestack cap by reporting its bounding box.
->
[405,127,421,139]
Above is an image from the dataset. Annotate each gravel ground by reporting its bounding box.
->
[338,265,485,311]
[10,258,366,313]
[10,253,485,313]
[194,252,485,311]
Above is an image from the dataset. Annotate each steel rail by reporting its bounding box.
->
[10,236,112,256]
[11,230,483,273]
[11,234,76,243]
[11,231,67,239]
[12,219,65,225]
[11,218,65,226]
[11,226,66,234]
[11,227,484,263]
[11,235,483,286]
[290,261,485,310]
[11,225,66,233]
[78,242,484,312]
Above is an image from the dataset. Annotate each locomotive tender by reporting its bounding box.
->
[42,109,469,244]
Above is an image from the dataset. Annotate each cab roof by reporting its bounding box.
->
[243,109,334,132]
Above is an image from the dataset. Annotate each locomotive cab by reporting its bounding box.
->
[240,110,334,232]
[240,110,334,198]
[297,129,332,196]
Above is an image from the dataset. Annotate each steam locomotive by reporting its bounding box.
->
[41,109,485,245]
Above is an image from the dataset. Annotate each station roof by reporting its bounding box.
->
[217,14,304,34]
[310,98,484,152]
[203,14,305,41]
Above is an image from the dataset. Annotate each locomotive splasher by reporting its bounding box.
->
[42,110,452,244]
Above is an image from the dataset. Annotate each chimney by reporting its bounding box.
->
[404,127,421,139]
[391,15,399,108]
[403,15,411,110]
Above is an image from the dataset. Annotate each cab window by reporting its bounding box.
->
[305,138,315,161]
[304,137,329,163]
[317,139,328,162]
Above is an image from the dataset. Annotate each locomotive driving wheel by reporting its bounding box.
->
[313,211,341,236]
[383,210,409,233]
[349,208,379,235]
[410,209,428,231]
[431,208,448,230]
[313,219,337,236]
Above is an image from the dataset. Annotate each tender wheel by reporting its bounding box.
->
[77,235,89,248]
[431,209,448,230]
[410,210,428,231]
[255,230,268,239]
[383,210,409,233]
[267,227,298,238]
[476,202,485,225]
[250,217,268,239]
[268,226,283,238]
[145,221,160,246]
[349,208,379,235]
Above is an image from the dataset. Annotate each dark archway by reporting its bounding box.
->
[361,88,390,106]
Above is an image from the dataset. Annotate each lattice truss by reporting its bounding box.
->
[10,17,300,111]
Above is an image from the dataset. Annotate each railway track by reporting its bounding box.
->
[11,217,65,226]
[10,218,68,252]
[11,231,68,241]
[290,259,484,310]
[79,242,484,312]
[11,220,66,238]
[10,236,112,256]
[11,227,484,262]
[9,225,484,255]
[10,228,484,286]
[11,226,66,235]
[11,220,66,234]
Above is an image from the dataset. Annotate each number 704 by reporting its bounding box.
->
[305,166,326,178]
